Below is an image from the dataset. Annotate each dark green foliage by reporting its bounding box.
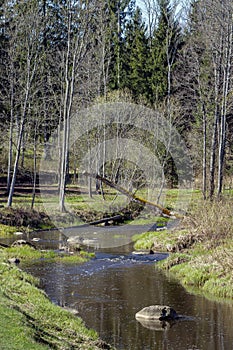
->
[148,0,182,104]
[1,0,231,203]
[107,0,135,90]
[124,6,149,100]
[107,0,183,105]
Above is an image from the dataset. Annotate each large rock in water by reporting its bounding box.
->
[135,305,178,321]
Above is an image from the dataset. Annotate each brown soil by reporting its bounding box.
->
[75,201,144,223]
[0,207,53,229]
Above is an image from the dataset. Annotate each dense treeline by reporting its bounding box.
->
[0,0,232,210]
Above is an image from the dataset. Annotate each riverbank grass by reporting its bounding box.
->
[0,223,21,236]
[0,252,112,350]
[133,198,233,300]
[158,241,233,299]
[1,244,95,264]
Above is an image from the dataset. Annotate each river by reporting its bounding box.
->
[19,226,233,350]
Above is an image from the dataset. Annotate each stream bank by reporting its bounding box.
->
[0,198,233,349]
[0,246,114,350]
[1,218,233,349]
[133,209,233,300]
[22,242,233,350]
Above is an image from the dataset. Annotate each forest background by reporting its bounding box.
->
[0,0,232,214]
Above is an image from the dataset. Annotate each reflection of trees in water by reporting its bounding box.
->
[194,296,233,350]
[25,256,233,350]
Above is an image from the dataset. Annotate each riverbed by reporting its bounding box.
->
[20,226,233,350]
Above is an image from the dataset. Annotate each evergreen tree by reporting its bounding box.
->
[107,0,135,90]
[149,0,182,105]
[124,6,149,101]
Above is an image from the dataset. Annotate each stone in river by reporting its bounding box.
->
[135,305,179,321]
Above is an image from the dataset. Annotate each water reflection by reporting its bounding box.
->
[23,252,233,350]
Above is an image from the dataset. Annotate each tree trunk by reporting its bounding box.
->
[58,11,72,212]
[7,109,14,195]
[83,172,182,218]
[217,17,232,198]
[31,131,37,210]
[7,117,24,207]
[58,1,90,212]
[209,55,220,200]
[202,103,207,199]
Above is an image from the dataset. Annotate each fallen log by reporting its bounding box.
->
[88,214,123,226]
[82,172,182,218]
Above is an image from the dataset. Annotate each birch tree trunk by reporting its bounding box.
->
[7,116,24,207]
[7,61,36,207]
[199,0,233,199]
[58,0,95,212]
[31,126,38,210]
[7,103,14,195]
[157,3,180,202]
[209,60,220,199]
[217,12,233,197]
[202,103,207,199]
[6,0,41,207]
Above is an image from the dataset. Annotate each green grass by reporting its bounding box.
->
[158,246,233,299]
[132,227,190,251]
[0,224,20,237]
[0,245,94,264]
[0,299,50,350]
[0,251,113,350]
[157,241,233,299]
[132,230,167,250]
[133,196,233,300]
[1,187,198,214]
[0,264,98,349]
[0,187,199,235]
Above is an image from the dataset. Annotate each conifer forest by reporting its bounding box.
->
[0,0,233,210]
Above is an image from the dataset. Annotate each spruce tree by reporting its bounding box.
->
[124,6,149,101]
[149,0,182,105]
[107,0,135,90]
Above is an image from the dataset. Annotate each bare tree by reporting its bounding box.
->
[202,0,233,198]
[58,0,101,212]
[4,0,42,207]
[175,0,233,199]
[140,0,158,45]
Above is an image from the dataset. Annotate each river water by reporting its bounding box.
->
[18,226,233,350]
